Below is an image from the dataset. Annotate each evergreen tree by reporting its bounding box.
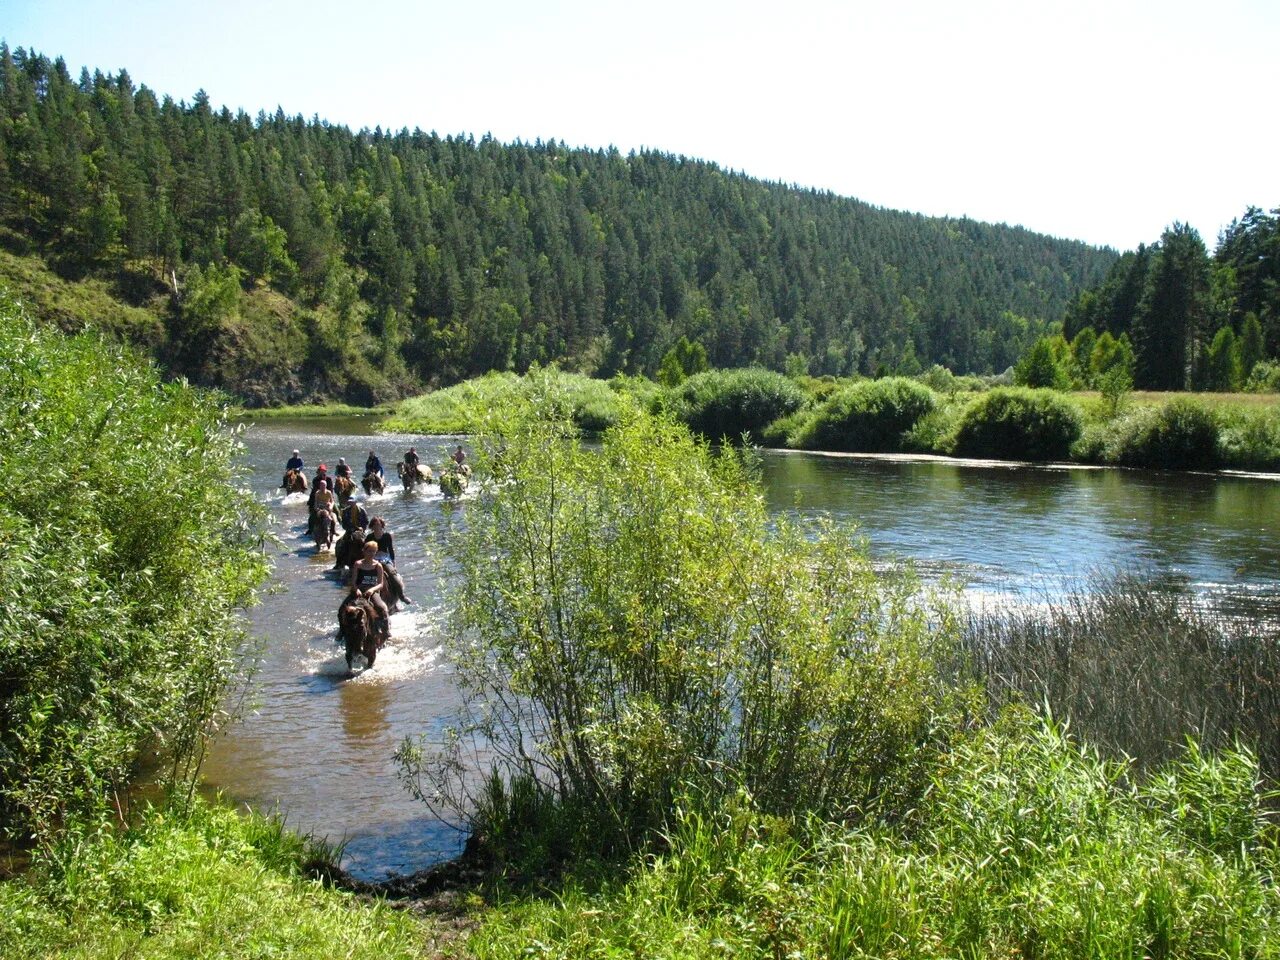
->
[1130,224,1209,390]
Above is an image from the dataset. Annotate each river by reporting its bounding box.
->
[203,417,1280,880]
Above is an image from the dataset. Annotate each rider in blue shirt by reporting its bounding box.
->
[286,449,304,472]
[365,450,385,478]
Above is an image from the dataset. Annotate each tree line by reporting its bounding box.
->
[1049,211,1280,391]
[0,45,1115,404]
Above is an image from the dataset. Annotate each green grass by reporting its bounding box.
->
[0,244,166,347]
[0,800,438,960]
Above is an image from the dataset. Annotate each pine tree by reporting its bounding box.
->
[1130,224,1209,390]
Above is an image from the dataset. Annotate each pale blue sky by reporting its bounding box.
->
[5,0,1277,250]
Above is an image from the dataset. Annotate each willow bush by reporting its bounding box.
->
[792,377,938,452]
[664,367,808,441]
[0,294,268,841]
[398,375,969,858]
[949,387,1083,461]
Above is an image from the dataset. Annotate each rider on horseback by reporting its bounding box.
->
[346,539,390,632]
[341,497,369,534]
[283,449,304,488]
[369,515,412,605]
[335,457,352,480]
[365,450,385,479]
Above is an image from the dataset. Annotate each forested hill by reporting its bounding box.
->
[0,45,1117,404]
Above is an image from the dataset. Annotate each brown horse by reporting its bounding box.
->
[282,468,308,493]
[340,596,386,671]
[362,470,385,496]
[334,475,356,506]
[312,506,336,552]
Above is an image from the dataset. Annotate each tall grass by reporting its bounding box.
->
[470,713,1280,959]
[961,575,1280,776]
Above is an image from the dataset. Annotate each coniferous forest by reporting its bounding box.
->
[0,45,1118,405]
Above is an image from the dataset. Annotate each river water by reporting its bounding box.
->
[204,418,1280,880]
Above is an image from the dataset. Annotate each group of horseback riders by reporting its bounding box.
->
[281,445,466,670]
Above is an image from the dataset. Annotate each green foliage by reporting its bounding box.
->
[471,716,1280,959]
[793,377,938,452]
[657,336,709,387]
[949,387,1083,461]
[1246,359,1280,393]
[1217,406,1280,470]
[0,799,426,960]
[385,368,627,434]
[962,576,1280,775]
[1097,363,1134,419]
[1202,325,1243,391]
[1105,399,1221,469]
[1089,329,1136,382]
[1014,335,1071,389]
[0,292,268,840]
[1239,312,1266,381]
[666,367,808,441]
[399,382,968,858]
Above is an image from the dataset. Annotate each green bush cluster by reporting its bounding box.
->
[0,293,268,840]
[792,377,938,452]
[1075,399,1222,469]
[949,387,1084,460]
[664,367,808,441]
[385,367,627,434]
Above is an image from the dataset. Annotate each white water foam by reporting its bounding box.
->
[298,607,443,681]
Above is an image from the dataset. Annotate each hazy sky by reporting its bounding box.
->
[6,0,1277,251]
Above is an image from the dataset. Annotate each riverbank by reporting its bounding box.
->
[0,798,472,960]
[234,402,395,420]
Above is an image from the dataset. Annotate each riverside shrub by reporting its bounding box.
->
[666,367,808,441]
[398,377,968,855]
[1107,399,1220,469]
[794,377,938,452]
[949,387,1083,461]
[0,294,268,840]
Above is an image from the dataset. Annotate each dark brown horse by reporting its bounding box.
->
[362,470,385,496]
[334,475,356,506]
[282,468,308,493]
[312,506,336,552]
[340,596,386,671]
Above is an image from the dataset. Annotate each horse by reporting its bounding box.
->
[333,528,366,578]
[362,470,385,496]
[312,506,336,552]
[440,463,471,498]
[334,475,356,506]
[282,468,308,493]
[397,461,432,492]
[339,596,386,671]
